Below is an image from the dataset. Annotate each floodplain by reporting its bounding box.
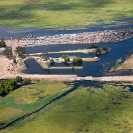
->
[1,0,133,29]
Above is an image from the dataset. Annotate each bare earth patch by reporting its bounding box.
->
[24,0,40,2]
[0,56,12,76]
[0,108,21,122]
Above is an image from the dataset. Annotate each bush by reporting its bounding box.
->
[2,47,12,58]
[15,76,23,83]
[73,58,77,63]
[102,47,108,51]
[19,54,26,59]
[0,79,16,96]
[23,78,31,85]
[64,57,70,62]
[50,59,54,64]
[77,56,82,62]
[0,41,6,48]
[13,59,17,64]
[87,44,99,49]
[96,48,101,54]
[62,54,67,59]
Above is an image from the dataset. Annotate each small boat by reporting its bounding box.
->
[82,52,87,54]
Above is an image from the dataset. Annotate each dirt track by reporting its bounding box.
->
[1,74,133,82]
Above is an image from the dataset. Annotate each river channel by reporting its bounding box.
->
[1,18,133,77]
[24,37,133,76]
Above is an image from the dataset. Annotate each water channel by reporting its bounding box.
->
[1,18,133,77]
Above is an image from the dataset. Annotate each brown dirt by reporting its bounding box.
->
[24,0,40,2]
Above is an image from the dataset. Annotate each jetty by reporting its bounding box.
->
[29,49,95,56]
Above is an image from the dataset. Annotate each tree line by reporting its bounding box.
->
[0,76,31,96]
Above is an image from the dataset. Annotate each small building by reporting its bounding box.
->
[0,47,5,53]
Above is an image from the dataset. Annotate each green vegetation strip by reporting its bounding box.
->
[0,0,133,29]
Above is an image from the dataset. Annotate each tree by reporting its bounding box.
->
[0,79,15,96]
[73,58,77,63]
[2,47,12,58]
[77,56,82,62]
[87,44,99,49]
[13,59,17,64]
[50,59,54,64]
[62,54,67,59]
[0,83,5,95]
[15,76,23,83]
[41,52,48,60]
[102,47,109,52]
[0,41,6,48]
[64,57,70,62]
[15,46,26,56]
[96,48,101,54]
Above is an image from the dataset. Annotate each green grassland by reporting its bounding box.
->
[2,82,133,133]
[0,82,72,124]
[0,0,133,29]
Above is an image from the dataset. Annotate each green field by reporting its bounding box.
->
[0,82,72,124]
[0,0,133,29]
[1,82,133,133]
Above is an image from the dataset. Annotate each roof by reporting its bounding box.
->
[0,47,5,51]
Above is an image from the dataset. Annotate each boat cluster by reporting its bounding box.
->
[4,28,133,47]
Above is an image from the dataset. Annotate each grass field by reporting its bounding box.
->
[0,82,72,124]
[116,55,133,70]
[0,0,133,29]
[2,82,133,133]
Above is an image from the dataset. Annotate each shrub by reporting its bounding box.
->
[64,57,70,62]
[102,47,108,51]
[77,56,82,62]
[23,78,31,85]
[96,48,101,54]
[50,59,54,64]
[13,59,17,64]
[62,54,67,59]
[73,58,77,63]
[0,41,6,48]
[87,44,99,49]
[15,76,23,83]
